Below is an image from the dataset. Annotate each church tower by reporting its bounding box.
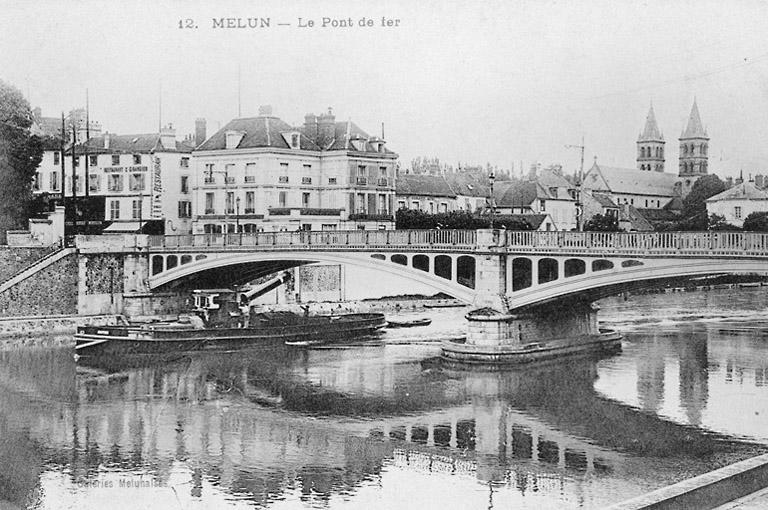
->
[636,104,665,172]
[678,99,709,197]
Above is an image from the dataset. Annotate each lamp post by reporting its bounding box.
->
[235,196,241,233]
[488,169,496,229]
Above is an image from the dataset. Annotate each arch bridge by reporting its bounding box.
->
[128,229,768,311]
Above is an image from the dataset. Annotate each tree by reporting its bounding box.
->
[0,79,42,243]
[583,213,619,232]
[708,213,741,231]
[742,211,768,231]
[679,175,728,230]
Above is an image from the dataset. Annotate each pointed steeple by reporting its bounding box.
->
[681,98,708,139]
[638,103,663,141]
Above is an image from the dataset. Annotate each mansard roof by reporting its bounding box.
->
[76,133,192,154]
[680,99,708,139]
[638,104,664,141]
[197,113,395,155]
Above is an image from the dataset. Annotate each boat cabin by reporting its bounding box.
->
[191,289,244,326]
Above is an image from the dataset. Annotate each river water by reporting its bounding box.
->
[2,287,768,509]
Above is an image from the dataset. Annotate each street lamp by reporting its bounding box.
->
[235,196,241,233]
[488,169,496,229]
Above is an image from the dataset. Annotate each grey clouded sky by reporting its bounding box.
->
[2,0,768,177]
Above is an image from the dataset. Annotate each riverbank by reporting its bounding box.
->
[0,314,120,343]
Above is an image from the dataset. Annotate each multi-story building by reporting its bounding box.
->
[191,106,398,233]
[706,181,768,227]
[395,174,457,213]
[492,168,578,231]
[32,123,197,234]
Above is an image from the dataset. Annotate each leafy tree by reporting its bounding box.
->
[583,213,620,232]
[395,209,531,230]
[0,79,42,243]
[708,213,741,231]
[679,175,728,230]
[742,211,768,231]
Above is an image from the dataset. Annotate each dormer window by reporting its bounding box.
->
[281,131,301,149]
[291,133,299,148]
[225,130,245,150]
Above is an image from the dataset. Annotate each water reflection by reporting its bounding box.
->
[1,290,768,509]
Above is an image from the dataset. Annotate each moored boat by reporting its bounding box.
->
[75,289,386,356]
[385,318,432,328]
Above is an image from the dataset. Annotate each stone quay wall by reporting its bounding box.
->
[0,314,120,341]
[0,246,52,282]
[0,253,78,317]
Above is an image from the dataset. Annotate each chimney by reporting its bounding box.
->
[160,124,176,150]
[104,131,110,149]
[195,118,207,146]
[304,113,317,141]
[317,107,336,147]
[258,105,273,117]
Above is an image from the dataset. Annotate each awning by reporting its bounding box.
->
[102,221,147,233]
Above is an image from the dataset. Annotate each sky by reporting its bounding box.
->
[2,0,768,178]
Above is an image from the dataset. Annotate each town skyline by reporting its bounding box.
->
[3,0,768,177]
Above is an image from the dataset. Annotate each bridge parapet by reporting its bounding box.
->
[146,229,478,252]
[504,231,768,257]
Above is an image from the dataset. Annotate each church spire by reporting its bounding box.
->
[681,98,708,139]
[638,103,663,141]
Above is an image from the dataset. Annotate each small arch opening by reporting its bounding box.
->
[457,256,475,288]
[512,257,532,291]
[371,254,386,260]
[412,254,430,272]
[621,260,644,268]
[151,255,164,275]
[592,259,614,271]
[181,255,192,265]
[391,254,407,266]
[434,255,452,280]
[166,255,178,270]
[564,259,586,277]
[538,258,558,284]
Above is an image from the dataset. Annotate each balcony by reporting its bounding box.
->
[204,177,216,184]
[377,177,388,186]
[348,211,394,221]
[278,176,289,183]
[267,207,343,217]
[244,207,255,214]
[302,177,312,184]
[356,177,367,185]
[225,176,235,184]
[244,175,256,183]
[204,208,216,215]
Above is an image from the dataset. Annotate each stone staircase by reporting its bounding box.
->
[0,247,76,294]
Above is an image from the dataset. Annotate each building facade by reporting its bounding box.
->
[706,181,768,227]
[636,104,665,172]
[678,99,710,198]
[191,107,398,233]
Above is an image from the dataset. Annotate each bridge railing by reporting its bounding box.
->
[147,229,477,251]
[503,230,768,255]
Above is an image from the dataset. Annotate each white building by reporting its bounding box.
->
[191,106,398,233]
[706,181,768,227]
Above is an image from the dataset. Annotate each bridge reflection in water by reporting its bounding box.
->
[0,320,764,510]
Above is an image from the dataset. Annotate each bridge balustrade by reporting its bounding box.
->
[146,229,478,251]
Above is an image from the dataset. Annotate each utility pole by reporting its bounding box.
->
[565,136,586,231]
[60,113,67,237]
[71,123,78,235]
[84,89,90,232]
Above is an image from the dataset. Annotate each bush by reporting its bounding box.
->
[742,211,768,232]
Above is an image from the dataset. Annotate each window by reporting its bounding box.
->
[440,202,448,213]
[357,165,367,185]
[291,133,299,148]
[74,175,82,193]
[540,199,546,211]
[328,177,337,185]
[225,164,235,183]
[735,206,742,219]
[245,163,256,182]
[303,164,312,172]
[180,157,189,168]
[180,175,189,194]
[178,200,191,218]
[429,202,435,213]
[49,172,60,191]
[129,173,145,191]
[302,192,310,207]
[205,192,215,214]
[33,172,41,191]
[398,200,406,209]
[108,174,123,192]
[112,154,120,166]
[204,164,215,183]
[278,191,287,207]
[89,155,98,166]
[109,200,120,220]
[379,194,387,214]
[226,192,234,213]
[132,199,142,219]
[245,191,255,213]
[302,177,312,184]
[133,154,142,165]
[279,175,289,183]
[412,200,420,210]
[53,152,60,165]
[280,162,289,172]
[88,174,100,192]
